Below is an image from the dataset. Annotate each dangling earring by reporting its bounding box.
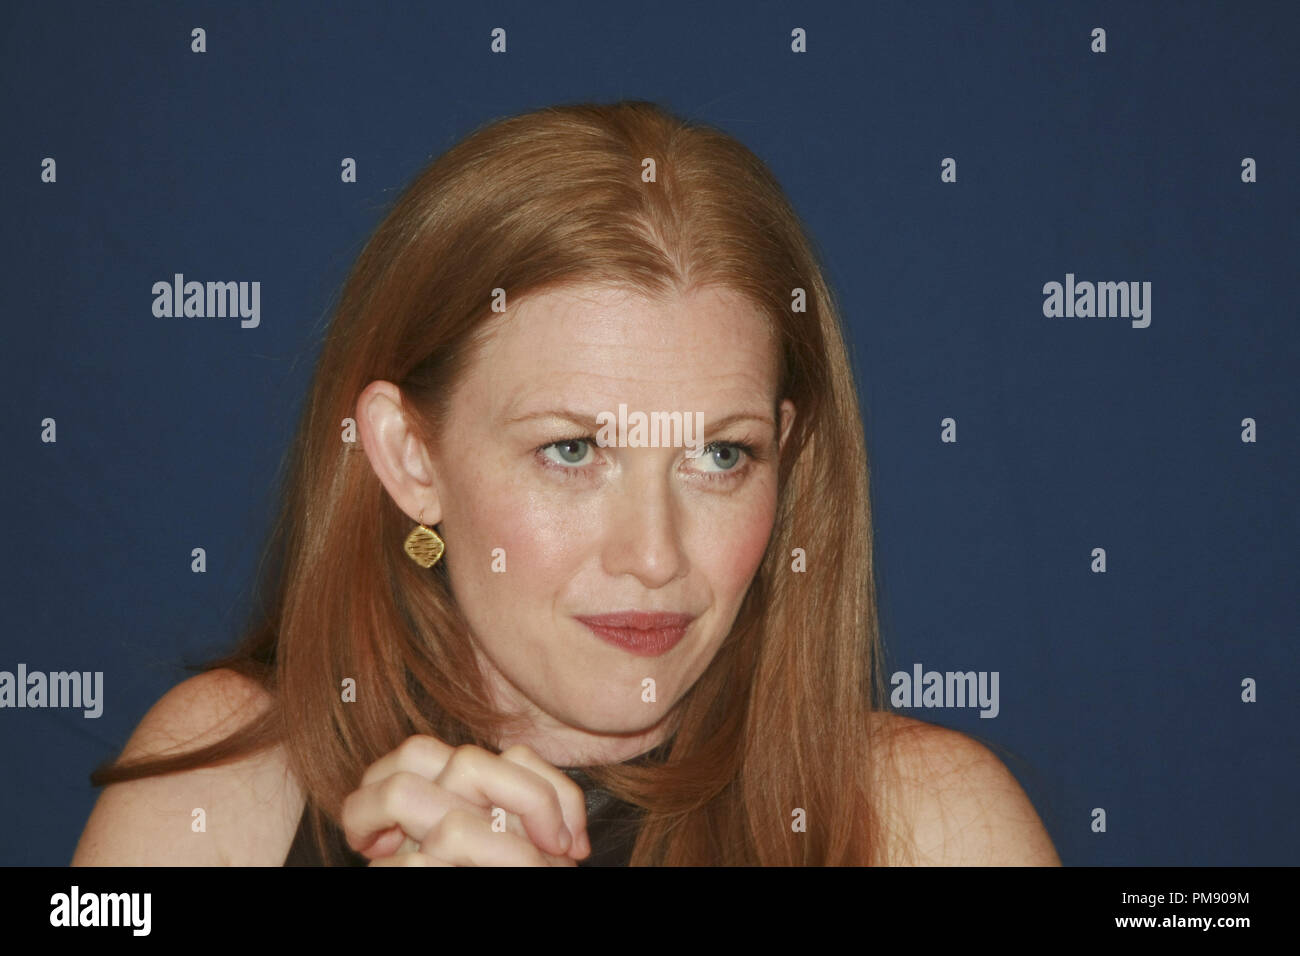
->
[403,509,445,568]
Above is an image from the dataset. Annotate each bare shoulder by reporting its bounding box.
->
[869,711,1060,866]
[72,668,306,866]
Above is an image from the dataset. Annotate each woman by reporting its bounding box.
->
[72,100,1060,866]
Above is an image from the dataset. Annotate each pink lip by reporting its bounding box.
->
[575,611,695,657]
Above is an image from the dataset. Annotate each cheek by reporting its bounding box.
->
[444,469,594,582]
[697,486,778,597]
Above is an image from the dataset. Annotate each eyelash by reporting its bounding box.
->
[535,436,763,485]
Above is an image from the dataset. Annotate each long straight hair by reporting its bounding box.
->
[92,100,906,865]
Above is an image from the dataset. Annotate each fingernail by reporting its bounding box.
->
[556,826,572,853]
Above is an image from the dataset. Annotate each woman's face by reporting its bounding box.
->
[361,282,794,766]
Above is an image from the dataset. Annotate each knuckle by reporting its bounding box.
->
[445,807,479,836]
[500,743,536,761]
[443,743,484,777]
[427,808,476,851]
[397,734,441,763]
[378,771,420,816]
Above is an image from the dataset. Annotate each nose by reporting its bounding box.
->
[601,458,688,589]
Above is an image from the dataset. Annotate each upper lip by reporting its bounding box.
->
[575,611,696,629]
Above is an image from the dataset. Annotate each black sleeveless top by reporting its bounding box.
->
[283,738,670,866]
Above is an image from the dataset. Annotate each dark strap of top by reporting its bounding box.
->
[283,737,670,867]
[283,802,369,867]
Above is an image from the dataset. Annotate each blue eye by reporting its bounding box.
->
[536,436,759,484]
[545,438,591,466]
[694,442,745,473]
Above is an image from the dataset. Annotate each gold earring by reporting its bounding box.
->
[403,509,445,568]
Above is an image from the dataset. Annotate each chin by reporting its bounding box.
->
[556,699,673,737]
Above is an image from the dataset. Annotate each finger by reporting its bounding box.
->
[498,745,591,860]
[434,745,575,857]
[401,814,580,867]
[359,735,455,788]
[365,825,410,860]
[351,736,463,858]
[362,736,586,853]
[341,770,486,857]
[369,851,454,867]
[421,808,563,866]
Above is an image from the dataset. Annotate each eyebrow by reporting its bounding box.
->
[503,408,774,433]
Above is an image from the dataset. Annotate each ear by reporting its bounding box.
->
[355,380,444,525]
[776,398,797,452]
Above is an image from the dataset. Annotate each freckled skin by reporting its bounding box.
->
[364,283,795,767]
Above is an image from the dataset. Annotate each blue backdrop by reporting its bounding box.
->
[2,0,1295,866]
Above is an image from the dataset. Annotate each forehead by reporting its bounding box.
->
[461,283,780,413]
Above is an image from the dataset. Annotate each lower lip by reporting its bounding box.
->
[579,621,688,657]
